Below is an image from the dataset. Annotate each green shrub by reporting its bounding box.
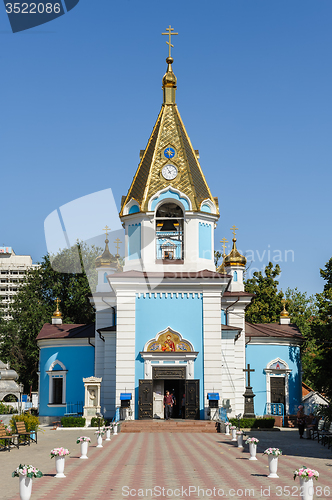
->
[10,414,40,432]
[229,417,275,429]
[61,416,86,427]
[91,417,105,427]
[0,402,18,414]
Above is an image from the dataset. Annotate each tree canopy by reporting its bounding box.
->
[244,262,284,323]
[0,242,101,393]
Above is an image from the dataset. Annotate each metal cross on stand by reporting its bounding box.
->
[103,225,110,239]
[220,237,228,257]
[114,238,121,257]
[230,225,238,238]
[243,363,255,387]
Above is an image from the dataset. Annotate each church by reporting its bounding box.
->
[37,31,303,424]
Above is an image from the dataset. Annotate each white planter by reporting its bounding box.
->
[19,474,32,500]
[55,456,66,478]
[300,477,314,500]
[106,429,111,441]
[113,425,118,436]
[249,443,257,460]
[231,429,237,441]
[225,423,230,436]
[97,435,103,448]
[237,434,243,448]
[267,455,279,478]
[80,441,89,459]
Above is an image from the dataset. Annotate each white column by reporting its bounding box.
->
[115,291,136,420]
[203,291,222,419]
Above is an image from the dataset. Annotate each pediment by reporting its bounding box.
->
[144,327,194,352]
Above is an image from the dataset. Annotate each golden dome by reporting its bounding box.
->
[53,298,62,318]
[162,57,177,87]
[280,299,289,317]
[95,237,116,268]
[224,238,246,267]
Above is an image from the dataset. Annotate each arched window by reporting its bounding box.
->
[233,271,238,282]
[47,360,67,406]
[155,203,184,261]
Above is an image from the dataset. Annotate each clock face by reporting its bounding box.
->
[162,164,178,180]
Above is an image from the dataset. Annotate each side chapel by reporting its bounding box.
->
[37,29,303,423]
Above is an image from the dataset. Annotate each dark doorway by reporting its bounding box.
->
[138,379,153,419]
[185,379,200,419]
[270,377,285,407]
[164,379,185,418]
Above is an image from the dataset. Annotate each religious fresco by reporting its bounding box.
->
[146,330,193,352]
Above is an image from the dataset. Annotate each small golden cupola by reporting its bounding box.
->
[162,25,178,104]
[52,298,62,325]
[280,298,291,325]
[95,226,114,269]
[224,226,247,268]
[224,226,246,292]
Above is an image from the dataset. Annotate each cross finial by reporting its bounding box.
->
[220,237,228,256]
[230,225,239,238]
[162,25,178,58]
[114,238,122,256]
[243,363,255,387]
[55,297,61,308]
[103,225,110,239]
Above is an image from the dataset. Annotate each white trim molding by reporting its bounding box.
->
[264,357,291,414]
[148,186,192,212]
[46,360,67,405]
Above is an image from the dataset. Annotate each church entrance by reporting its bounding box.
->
[138,369,199,420]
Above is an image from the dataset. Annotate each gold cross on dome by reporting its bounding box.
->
[230,225,238,238]
[220,237,228,256]
[103,225,110,238]
[162,25,178,58]
[54,297,61,309]
[114,238,122,256]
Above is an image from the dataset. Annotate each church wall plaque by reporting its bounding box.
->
[152,366,186,380]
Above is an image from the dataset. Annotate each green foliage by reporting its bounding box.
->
[245,263,283,323]
[0,402,18,414]
[11,414,40,432]
[90,416,105,427]
[214,250,222,268]
[314,404,332,422]
[61,416,86,427]
[229,417,275,428]
[0,242,101,392]
[306,257,332,398]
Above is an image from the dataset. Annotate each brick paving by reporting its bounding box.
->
[1,427,332,500]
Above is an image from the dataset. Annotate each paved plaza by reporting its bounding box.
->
[1,427,332,500]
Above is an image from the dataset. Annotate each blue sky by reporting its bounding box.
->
[0,0,331,297]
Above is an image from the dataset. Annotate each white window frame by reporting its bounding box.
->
[265,357,291,414]
[46,360,67,406]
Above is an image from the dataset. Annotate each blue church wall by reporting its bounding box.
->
[199,222,212,260]
[128,223,141,260]
[135,293,204,418]
[245,344,302,416]
[150,188,190,211]
[39,345,94,417]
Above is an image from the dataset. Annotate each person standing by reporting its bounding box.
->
[297,404,305,439]
[164,390,173,420]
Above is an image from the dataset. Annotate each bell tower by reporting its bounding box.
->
[120,28,219,273]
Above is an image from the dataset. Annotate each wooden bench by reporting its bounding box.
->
[14,420,37,446]
[0,423,17,451]
[317,420,330,444]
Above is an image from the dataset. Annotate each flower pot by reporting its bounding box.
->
[231,429,237,441]
[249,443,257,460]
[80,441,89,459]
[113,425,118,436]
[225,423,230,436]
[267,455,279,478]
[19,474,32,500]
[237,434,243,448]
[300,477,314,500]
[97,435,103,448]
[55,456,66,478]
[106,429,111,441]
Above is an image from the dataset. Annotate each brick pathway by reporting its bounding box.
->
[1,428,332,499]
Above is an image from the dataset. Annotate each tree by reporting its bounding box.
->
[0,242,102,393]
[244,262,284,323]
[307,257,332,397]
